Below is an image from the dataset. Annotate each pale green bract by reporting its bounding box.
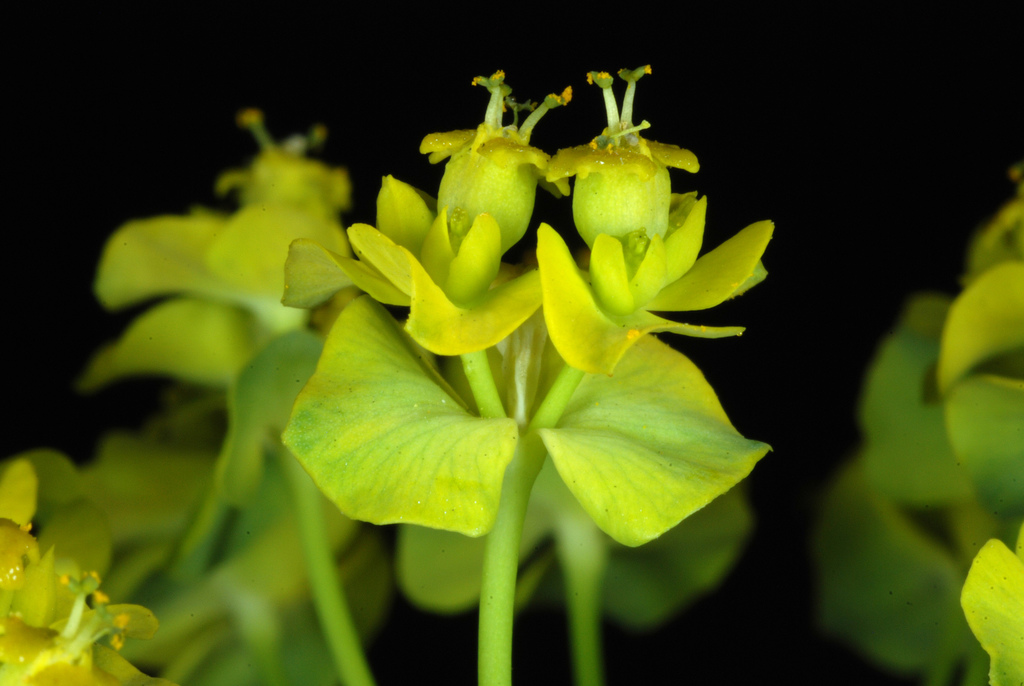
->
[283,296,520,537]
[284,296,768,544]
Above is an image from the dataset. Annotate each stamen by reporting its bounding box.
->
[236,108,275,150]
[307,123,328,152]
[519,87,572,142]
[588,71,620,129]
[506,98,536,129]
[618,65,651,127]
[473,71,512,129]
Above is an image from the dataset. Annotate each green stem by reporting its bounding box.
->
[280,450,377,686]
[528,364,585,433]
[478,362,586,686]
[556,517,608,686]
[463,349,506,418]
[478,433,547,686]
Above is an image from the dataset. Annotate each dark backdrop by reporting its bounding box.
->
[9,4,1022,684]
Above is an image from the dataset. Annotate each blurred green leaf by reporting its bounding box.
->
[858,293,972,505]
[216,330,323,505]
[813,460,967,674]
[938,262,1024,393]
[77,298,262,391]
[945,374,1024,517]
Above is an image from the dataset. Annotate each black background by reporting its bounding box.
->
[9,4,1023,684]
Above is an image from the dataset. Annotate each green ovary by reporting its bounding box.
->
[438,149,539,255]
[573,165,671,247]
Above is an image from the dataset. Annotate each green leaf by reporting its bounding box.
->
[216,330,323,505]
[405,258,543,356]
[813,460,966,674]
[646,220,774,311]
[444,212,502,306]
[0,457,37,524]
[16,448,83,518]
[961,530,1024,686]
[35,498,112,579]
[93,643,180,685]
[11,547,57,627]
[945,374,1024,517]
[376,175,436,256]
[859,293,972,505]
[83,432,214,546]
[589,233,635,316]
[204,204,350,300]
[284,296,519,536]
[94,210,227,311]
[396,525,489,612]
[664,194,706,283]
[629,234,667,310]
[938,261,1024,393]
[395,487,551,613]
[347,223,413,296]
[537,224,743,375]
[538,335,769,546]
[77,298,262,391]
[601,487,753,630]
[281,239,355,308]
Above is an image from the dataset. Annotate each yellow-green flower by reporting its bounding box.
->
[216,109,352,221]
[284,73,570,356]
[80,112,351,390]
[1,456,173,686]
[420,70,570,253]
[538,68,772,375]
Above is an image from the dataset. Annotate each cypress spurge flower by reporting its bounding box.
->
[538,67,774,374]
[80,111,352,391]
[1,455,173,686]
[284,72,571,355]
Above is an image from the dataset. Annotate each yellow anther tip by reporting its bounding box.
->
[114,613,131,629]
[111,634,125,651]
[492,70,505,80]
[236,108,264,129]
[93,590,110,604]
[586,73,593,85]
[561,86,573,103]
[644,65,652,74]
[19,523,32,533]
[598,71,611,79]
[59,574,70,585]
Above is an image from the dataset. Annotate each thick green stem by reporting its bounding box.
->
[280,450,377,686]
[463,350,506,419]
[556,517,608,686]
[478,434,547,686]
[478,362,587,686]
